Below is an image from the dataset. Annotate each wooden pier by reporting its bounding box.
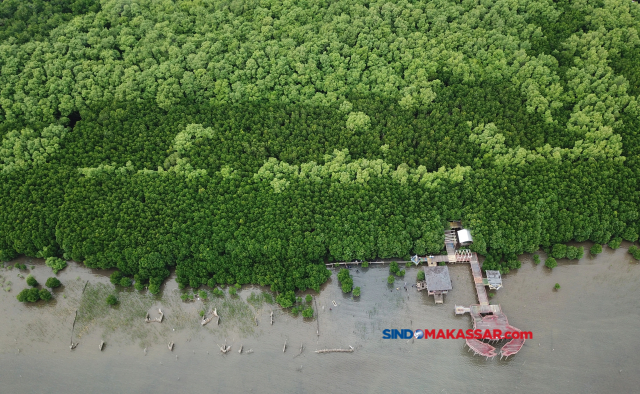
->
[463,304,526,358]
[328,222,526,358]
[469,253,489,306]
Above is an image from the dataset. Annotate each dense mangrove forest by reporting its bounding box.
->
[1,0,639,303]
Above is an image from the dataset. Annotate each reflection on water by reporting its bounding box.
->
[1,244,639,393]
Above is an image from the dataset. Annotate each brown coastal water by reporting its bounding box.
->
[1,244,639,393]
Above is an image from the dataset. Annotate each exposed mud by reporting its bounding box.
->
[1,244,639,393]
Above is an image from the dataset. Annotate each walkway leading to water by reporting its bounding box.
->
[469,253,489,305]
[465,304,526,358]
[329,224,526,359]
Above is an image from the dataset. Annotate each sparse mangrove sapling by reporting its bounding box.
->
[337,269,353,293]
[45,257,67,274]
[39,288,52,301]
[545,257,557,270]
[302,307,313,318]
[608,237,622,250]
[110,271,123,286]
[26,275,38,287]
[106,295,119,306]
[45,277,61,288]
[120,277,132,287]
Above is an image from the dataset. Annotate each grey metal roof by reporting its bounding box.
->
[423,266,453,291]
[485,270,502,290]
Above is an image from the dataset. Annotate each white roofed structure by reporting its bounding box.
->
[457,229,473,245]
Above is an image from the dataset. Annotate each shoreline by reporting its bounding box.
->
[1,244,639,393]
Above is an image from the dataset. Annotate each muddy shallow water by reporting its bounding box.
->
[1,244,639,394]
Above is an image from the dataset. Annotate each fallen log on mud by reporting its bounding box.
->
[283,339,287,353]
[218,339,231,354]
[70,310,78,346]
[99,341,104,351]
[270,310,274,325]
[315,346,354,354]
[314,298,320,337]
[201,308,219,326]
[145,308,164,323]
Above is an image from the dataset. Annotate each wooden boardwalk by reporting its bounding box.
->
[469,253,489,305]
[328,224,525,358]
[466,304,526,358]
[444,230,457,263]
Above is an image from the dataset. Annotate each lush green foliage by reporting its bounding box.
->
[337,268,353,293]
[305,294,312,304]
[629,246,640,260]
[110,271,122,286]
[45,277,61,288]
[276,291,295,308]
[212,288,225,297]
[353,286,361,297]
[26,275,38,287]
[566,246,583,260]
[590,244,603,256]
[533,255,541,265]
[0,0,100,44]
[39,288,52,300]
[228,286,237,296]
[106,294,118,305]
[389,262,399,275]
[17,287,41,302]
[608,237,622,250]
[387,275,395,284]
[119,277,132,287]
[44,257,67,274]
[417,270,425,281]
[361,261,369,268]
[551,244,567,259]
[1,0,640,299]
[302,307,314,318]
[554,283,561,290]
[545,257,557,270]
